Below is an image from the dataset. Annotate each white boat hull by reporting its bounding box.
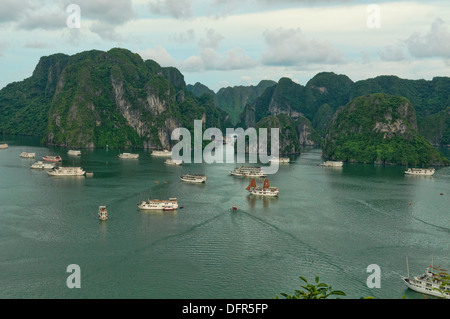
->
[151,150,172,157]
[138,199,178,210]
[402,277,450,299]
[405,168,435,176]
[119,153,139,159]
[48,167,85,176]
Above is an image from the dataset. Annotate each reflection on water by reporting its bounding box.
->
[246,194,279,208]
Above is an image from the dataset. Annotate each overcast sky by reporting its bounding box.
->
[1,0,450,91]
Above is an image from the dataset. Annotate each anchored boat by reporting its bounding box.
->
[405,168,435,176]
[20,152,35,159]
[137,198,179,211]
[246,178,279,197]
[180,173,206,183]
[401,258,450,299]
[320,160,343,167]
[98,206,108,221]
[118,152,139,159]
[47,166,85,176]
[0,144,8,149]
[230,166,267,178]
[165,158,183,166]
[269,156,290,163]
[43,155,62,162]
[30,161,55,169]
[151,149,172,157]
[68,150,82,156]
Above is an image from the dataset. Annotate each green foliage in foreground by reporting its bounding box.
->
[276,276,346,299]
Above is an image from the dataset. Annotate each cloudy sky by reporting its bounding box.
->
[1,0,450,91]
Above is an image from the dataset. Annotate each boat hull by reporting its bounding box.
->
[402,277,450,299]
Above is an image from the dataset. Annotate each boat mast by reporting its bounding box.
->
[406,256,410,278]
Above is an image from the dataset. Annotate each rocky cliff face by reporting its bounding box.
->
[322,93,449,165]
[2,48,231,149]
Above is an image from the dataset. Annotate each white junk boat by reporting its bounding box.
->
[180,174,206,183]
[321,160,344,167]
[98,206,108,221]
[246,178,279,197]
[0,144,8,149]
[20,152,36,158]
[230,166,267,178]
[151,149,172,157]
[68,150,82,156]
[401,258,450,299]
[118,152,139,159]
[405,168,435,176]
[165,158,182,166]
[30,161,55,169]
[269,156,290,163]
[47,166,85,176]
[137,198,178,211]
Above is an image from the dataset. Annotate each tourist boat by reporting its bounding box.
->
[230,166,267,178]
[137,198,179,211]
[43,155,62,162]
[321,160,343,167]
[30,161,55,169]
[68,150,81,156]
[151,149,172,157]
[164,158,183,166]
[118,152,139,159]
[20,152,35,158]
[180,173,206,183]
[246,178,279,197]
[269,156,290,163]
[98,206,108,221]
[401,258,450,299]
[47,166,85,176]
[0,143,8,149]
[405,168,435,176]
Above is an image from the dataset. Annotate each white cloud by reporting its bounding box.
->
[138,45,177,66]
[261,27,345,67]
[405,18,450,58]
[378,44,406,61]
[149,0,193,19]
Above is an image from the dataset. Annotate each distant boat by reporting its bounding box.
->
[47,166,85,176]
[0,143,8,149]
[246,178,279,197]
[269,156,290,163]
[165,158,182,166]
[43,155,62,162]
[86,172,94,177]
[232,205,238,211]
[230,166,267,178]
[405,168,435,176]
[68,150,81,156]
[30,161,55,169]
[20,152,35,159]
[118,153,139,159]
[137,197,178,211]
[98,206,108,221]
[321,160,343,167]
[180,173,206,183]
[401,257,450,299]
[151,149,172,157]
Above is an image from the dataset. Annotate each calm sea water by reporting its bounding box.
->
[0,135,449,299]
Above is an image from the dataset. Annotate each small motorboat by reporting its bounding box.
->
[98,206,108,221]
[232,205,238,211]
